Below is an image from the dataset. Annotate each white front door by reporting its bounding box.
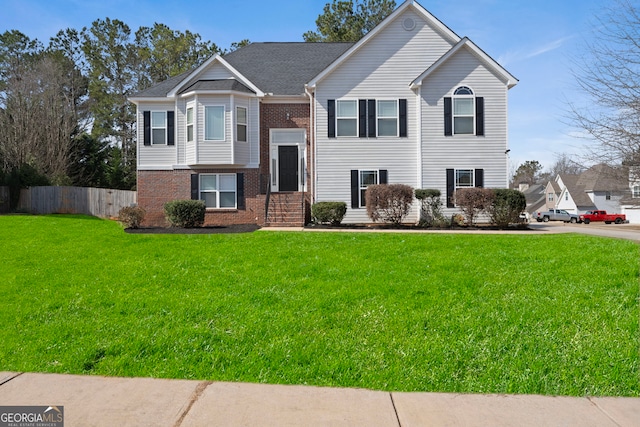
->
[270,129,306,193]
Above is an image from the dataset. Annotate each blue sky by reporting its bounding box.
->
[2,0,608,172]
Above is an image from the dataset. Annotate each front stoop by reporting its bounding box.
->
[265,192,306,227]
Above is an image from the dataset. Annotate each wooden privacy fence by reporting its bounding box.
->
[0,186,9,214]
[18,186,137,218]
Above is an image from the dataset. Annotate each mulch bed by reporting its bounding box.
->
[124,224,261,234]
[125,223,533,234]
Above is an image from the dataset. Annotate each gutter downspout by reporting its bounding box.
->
[304,85,315,205]
[416,85,423,223]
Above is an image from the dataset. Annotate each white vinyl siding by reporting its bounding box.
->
[420,47,509,215]
[315,9,451,223]
[137,102,176,169]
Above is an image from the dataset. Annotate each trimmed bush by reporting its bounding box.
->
[488,189,526,228]
[164,200,205,228]
[118,206,146,229]
[454,188,495,225]
[366,184,414,224]
[415,189,444,227]
[312,201,347,225]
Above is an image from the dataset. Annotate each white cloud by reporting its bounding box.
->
[499,35,574,65]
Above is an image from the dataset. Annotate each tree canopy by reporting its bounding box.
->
[0,22,236,191]
[303,0,396,42]
[569,0,640,166]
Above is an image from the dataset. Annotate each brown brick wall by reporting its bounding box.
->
[138,168,263,227]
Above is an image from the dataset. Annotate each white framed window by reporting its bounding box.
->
[548,193,554,202]
[359,170,379,206]
[337,100,357,137]
[205,105,225,141]
[236,106,247,142]
[453,86,474,135]
[186,106,194,143]
[200,174,237,209]
[455,169,474,189]
[377,100,398,137]
[151,111,166,145]
[633,185,640,198]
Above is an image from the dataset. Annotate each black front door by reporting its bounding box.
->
[278,146,298,192]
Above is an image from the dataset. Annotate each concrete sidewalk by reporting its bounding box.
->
[1,372,639,426]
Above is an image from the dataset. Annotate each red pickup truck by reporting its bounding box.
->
[579,210,627,224]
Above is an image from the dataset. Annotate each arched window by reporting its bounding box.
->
[453,86,474,134]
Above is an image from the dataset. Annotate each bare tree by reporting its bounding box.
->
[568,0,640,166]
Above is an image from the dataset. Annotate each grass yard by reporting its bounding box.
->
[0,214,638,396]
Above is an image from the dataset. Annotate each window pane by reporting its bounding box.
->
[201,192,217,208]
[360,170,378,186]
[337,119,357,136]
[237,107,247,124]
[151,111,165,127]
[237,124,247,142]
[361,189,367,206]
[200,175,217,191]
[187,125,193,142]
[454,86,473,95]
[378,118,397,136]
[454,98,473,115]
[152,129,165,145]
[205,106,224,140]
[337,100,357,117]
[378,100,397,117]
[219,174,236,191]
[456,170,473,187]
[220,192,236,208]
[186,108,193,124]
[454,117,473,134]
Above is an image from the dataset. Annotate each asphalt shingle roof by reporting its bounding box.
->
[132,42,354,98]
[178,79,255,94]
[223,42,354,95]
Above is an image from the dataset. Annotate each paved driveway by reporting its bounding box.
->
[529,222,640,243]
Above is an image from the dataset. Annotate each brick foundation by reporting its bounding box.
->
[137,168,263,227]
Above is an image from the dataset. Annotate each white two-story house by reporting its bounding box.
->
[129,0,517,226]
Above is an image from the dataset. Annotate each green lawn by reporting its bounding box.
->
[0,214,638,396]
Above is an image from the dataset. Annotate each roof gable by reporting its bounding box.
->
[307,0,461,89]
[411,37,518,89]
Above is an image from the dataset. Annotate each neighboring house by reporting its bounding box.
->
[539,164,639,222]
[620,165,640,223]
[555,174,596,214]
[129,0,518,226]
[519,183,545,219]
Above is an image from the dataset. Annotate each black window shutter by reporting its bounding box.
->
[367,99,376,137]
[143,111,151,146]
[236,173,245,209]
[358,99,367,138]
[167,111,175,145]
[475,97,484,136]
[399,99,407,137]
[475,169,484,188]
[446,169,455,208]
[444,98,452,136]
[191,174,199,200]
[350,170,359,208]
[379,169,388,184]
[328,100,336,138]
